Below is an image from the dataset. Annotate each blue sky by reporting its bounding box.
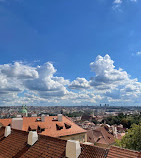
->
[0,0,141,106]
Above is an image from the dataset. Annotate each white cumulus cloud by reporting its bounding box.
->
[0,55,141,106]
[114,0,122,4]
[68,77,90,89]
[90,54,128,89]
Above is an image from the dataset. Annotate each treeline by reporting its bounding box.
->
[115,123,141,151]
[102,113,141,128]
[65,111,84,117]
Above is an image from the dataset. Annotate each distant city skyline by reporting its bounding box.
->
[0,0,141,106]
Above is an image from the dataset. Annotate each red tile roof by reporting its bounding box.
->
[79,144,109,158]
[0,129,28,158]
[0,128,109,158]
[0,127,5,140]
[107,146,141,158]
[0,116,86,138]
[87,126,115,145]
[0,127,141,158]
[0,118,11,127]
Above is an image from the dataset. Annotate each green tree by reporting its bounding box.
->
[115,123,141,151]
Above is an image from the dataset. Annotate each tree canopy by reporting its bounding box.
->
[102,113,141,128]
[115,123,141,151]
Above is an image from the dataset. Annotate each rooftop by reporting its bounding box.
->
[0,127,140,158]
[0,127,109,158]
[87,126,115,146]
[0,115,86,137]
[107,146,141,158]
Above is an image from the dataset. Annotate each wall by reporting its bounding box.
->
[60,132,87,143]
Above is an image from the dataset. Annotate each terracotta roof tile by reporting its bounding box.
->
[56,122,64,127]
[79,144,109,158]
[88,127,115,145]
[20,133,109,158]
[0,128,109,158]
[20,135,67,158]
[0,129,28,158]
[1,128,141,158]
[0,127,5,140]
[0,116,86,137]
[0,119,11,127]
[107,146,141,158]
[38,124,46,129]
[29,124,37,130]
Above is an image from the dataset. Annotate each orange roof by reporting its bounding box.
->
[56,122,64,127]
[39,124,46,129]
[0,119,11,127]
[0,116,86,138]
[65,122,71,126]
[29,124,37,130]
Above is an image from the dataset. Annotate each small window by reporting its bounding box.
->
[37,126,45,133]
[65,123,71,129]
[56,124,63,130]
[52,118,58,121]
[36,118,41,122]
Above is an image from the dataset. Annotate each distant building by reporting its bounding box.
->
[87,126,115,148]
[19,105,28,117]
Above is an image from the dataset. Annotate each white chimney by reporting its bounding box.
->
[66,140,81,158]
[83,142,93,145]
[11,118,23,130]
[28,131,38,146]
[16,115,22,118]
[41,114,45,122]
[4,126,11,137]
[114,126,117,138]
[58,114,62,122]
[112,126,117,138]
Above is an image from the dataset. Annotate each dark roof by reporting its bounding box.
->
[87,126,115,145]
[107,146,141,158]
[0,128,108,158]
[0,129,28,158]
[79,144,109,158]
[0,127,5,140]
[20,135,67,158]
[0,127,140,158]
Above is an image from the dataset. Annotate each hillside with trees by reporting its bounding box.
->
[115,123,141,151]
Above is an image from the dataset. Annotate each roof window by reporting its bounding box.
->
[52,117,58,121]
[65,123,71,129]
[35,118,41,122]
[56,123,63,130]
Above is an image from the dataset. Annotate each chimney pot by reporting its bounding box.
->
[66,140,81,158]
[58,114,62,122]
[28,131,38,146]
[41,114,45,122]
[11,118,23,130]
[4,126,11,137]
